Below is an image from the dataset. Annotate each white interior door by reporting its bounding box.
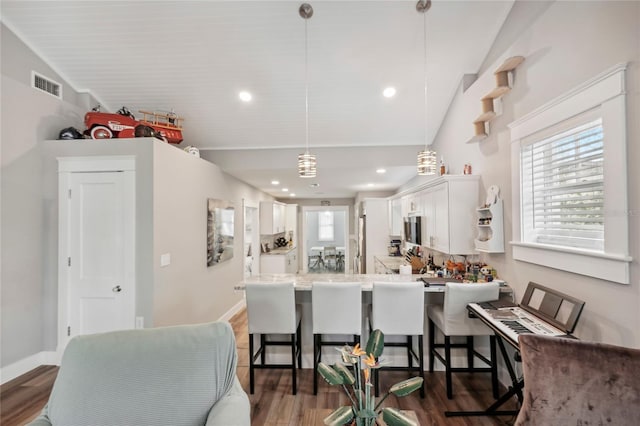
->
[58,156,136,350]
[243,204,259,277]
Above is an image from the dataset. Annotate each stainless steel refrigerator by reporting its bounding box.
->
[357,214,366,273]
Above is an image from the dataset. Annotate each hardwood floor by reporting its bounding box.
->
[1,309,518,425]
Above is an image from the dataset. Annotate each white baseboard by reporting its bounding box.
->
[218,298,246,323]
[0,351,59,385]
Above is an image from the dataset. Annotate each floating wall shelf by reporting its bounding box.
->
[474,97,497,123]
[474,199,504,253]
[466,55,525,144]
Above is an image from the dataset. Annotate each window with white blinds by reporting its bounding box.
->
[521,117,604,251]
[318,211,334,241]
[509,64,630,284]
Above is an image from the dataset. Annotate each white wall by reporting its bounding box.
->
[422,1,640,346]
[41,139,156,329]
[152,141,272,325]
[1,22,275,374]
[1,23,94,369]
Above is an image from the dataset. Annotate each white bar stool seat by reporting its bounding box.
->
[427,281,500,399]
[312,281,362,395]
[245,282,302,395]
[370,281,425,398]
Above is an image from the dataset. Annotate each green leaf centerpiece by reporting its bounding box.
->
[318,329,423,426]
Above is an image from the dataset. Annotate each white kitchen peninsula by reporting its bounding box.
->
[236,273,512,368]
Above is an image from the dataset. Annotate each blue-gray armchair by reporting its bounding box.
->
[29,321,250,426]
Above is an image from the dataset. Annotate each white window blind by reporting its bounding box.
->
[318,211,334,241]
[521,117,604,251]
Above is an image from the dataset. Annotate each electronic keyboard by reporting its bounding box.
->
[468,302,567,348]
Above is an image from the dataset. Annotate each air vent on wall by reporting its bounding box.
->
[31,71,62,99]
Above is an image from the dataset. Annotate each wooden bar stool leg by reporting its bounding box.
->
[291,332,297,395]
[418,335,425,398]
[297,323,302,369]
[313,334,319,395]
[428,318,435,372]
[445,335,453,399]
[249,333,255,394]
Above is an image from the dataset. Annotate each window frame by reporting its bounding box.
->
[509,63,631,284]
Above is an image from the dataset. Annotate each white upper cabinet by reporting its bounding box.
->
[388,198,402,237]
[403,175,479,255]
[260,201,287,235]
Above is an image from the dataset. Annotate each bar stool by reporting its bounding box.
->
[370,281,425,398]
[427,282,500,399]
[245,282,302,395]
[312,281,362,395]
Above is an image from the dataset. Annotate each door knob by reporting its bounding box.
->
[112,285,122,293]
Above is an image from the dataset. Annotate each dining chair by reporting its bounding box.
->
[323,246,338,270]
[308,253,322,270]
[370,281,425,398]
[245,282,302,395]
[311,281,362,394]
[336,252,345,272]
[427,282,500,399]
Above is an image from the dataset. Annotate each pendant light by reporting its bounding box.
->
[416,0,437,175]
[298,3,317,178]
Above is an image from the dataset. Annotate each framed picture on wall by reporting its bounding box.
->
[207,198,235,267]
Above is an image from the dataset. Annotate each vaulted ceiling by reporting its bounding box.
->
[1,0,515,198]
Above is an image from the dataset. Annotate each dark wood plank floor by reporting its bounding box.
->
[0,309,518,425]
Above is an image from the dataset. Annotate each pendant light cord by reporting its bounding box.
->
[305,17,310,155]
[423,7,428,150]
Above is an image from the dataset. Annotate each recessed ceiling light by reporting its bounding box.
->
[383,87,396,98]
[271,180,280,185]
[282,188,289,192]
[367,183,375,187]
[376,168,386,174]
[309,183,320,188]
[239,91,252,102]
[289,193,296,197]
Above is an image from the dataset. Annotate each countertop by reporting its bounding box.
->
[262,246,296,255]
[237,273,511,294]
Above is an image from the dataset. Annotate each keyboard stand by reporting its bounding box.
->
[445,336,522,417]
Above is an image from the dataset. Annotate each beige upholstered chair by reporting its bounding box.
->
[514,334,640,425]
[312,281,362,394]
[370,281,425,398]
[245,282,302,395]
[427,282,500,399]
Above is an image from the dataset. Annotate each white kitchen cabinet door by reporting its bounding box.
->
[260,201,287,235]
[432,183,450,253]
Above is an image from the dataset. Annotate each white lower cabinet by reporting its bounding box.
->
[260,249,298,274]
